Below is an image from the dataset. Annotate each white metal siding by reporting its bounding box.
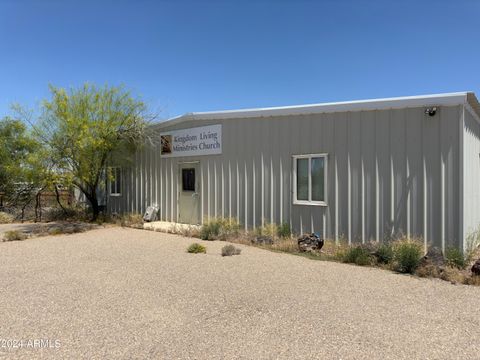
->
[109,105,463,249]
[463,107,480,249]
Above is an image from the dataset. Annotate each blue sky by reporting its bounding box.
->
[0,0,479,120]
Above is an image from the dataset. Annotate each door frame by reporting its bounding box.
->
[177,161,201,224]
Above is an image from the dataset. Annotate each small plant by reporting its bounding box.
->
[3,230,27,242]
[187,243,206,254]
[0,212,14,224]
[342,246,372,266]
[392,238,423,273]
[375,243,394,264]
[277,222,291,238]
[199,217,240,240]
[445,247,466,269]
[221,244,241,256]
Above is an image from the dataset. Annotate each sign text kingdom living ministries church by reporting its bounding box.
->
[160,124,222,157]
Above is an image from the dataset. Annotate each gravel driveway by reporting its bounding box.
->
[0,227,479,359]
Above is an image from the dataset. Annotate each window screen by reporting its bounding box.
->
[182,168,196,191]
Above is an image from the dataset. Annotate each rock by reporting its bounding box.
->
[471,259,480,276]
[298,233,324,252]
[252,236,273,245]
[423,247,445,267]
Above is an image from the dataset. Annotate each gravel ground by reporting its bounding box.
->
[0,227,479,359]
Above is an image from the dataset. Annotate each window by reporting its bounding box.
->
[182,168,196,191]
[110,167,122,196]
[293,154,327,205]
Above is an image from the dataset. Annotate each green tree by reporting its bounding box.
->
[38,84,148,220]
[0,117,39,201]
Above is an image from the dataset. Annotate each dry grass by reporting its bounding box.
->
[0,212,14,224]
[119,213,144,229]
[463,275,480,286]
[269,237,298,252]
[3,230,27,242]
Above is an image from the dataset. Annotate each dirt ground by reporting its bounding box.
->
[0,227,479,359]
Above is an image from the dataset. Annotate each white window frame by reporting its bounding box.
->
[109,167,122,197]
[293,153,328,206]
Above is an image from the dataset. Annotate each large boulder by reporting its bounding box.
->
[423,247,445,267]
[298,233,324,252]
[471,259,480,276]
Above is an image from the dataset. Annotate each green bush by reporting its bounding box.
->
[277,223,291,238]
[199,218,240,240]
[393,239,423,273]
[255,223,277,237]
[375,243,394,264]
[187,243,206,254]
[3,230,27,242]
[221,244,242,256]
[445,247,466,269]
[342,246,372,266]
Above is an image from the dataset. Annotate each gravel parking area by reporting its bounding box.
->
[1,227,479,359]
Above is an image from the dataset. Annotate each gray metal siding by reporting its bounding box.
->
[463,107,480,248]
[108,105,463,249]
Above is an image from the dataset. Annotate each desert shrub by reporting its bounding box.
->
[439,266,467,284]
[466,227,480,255]
[0,212,14,224]
[44,206,87,222]
[200,218,240,240]
[221,244,241,256]
[120,213,144,228]
[200,221,220,240]
[415,263,441,278]
[187,243,206,254]
[254,222,292,241]
[179,225,200,238]
[445,247,466,269]
[392,239,423,273]
[277,223,291,238]
[3,230,27,242]
[375,243,394,264]
[342,246,372,266]
[256,222,278,238]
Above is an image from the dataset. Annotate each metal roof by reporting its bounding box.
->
[152,92,480,129]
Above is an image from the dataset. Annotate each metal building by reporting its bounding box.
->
[107,92,480,251]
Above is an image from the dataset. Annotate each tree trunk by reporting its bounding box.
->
[34,191,41,222]
[85,191,100,221]
[54,184,68,215]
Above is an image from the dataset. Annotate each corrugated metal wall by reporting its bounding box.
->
[463,106,480,249]
[109,105,463,249]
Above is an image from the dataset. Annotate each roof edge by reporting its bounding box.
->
[152,92,473,129]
